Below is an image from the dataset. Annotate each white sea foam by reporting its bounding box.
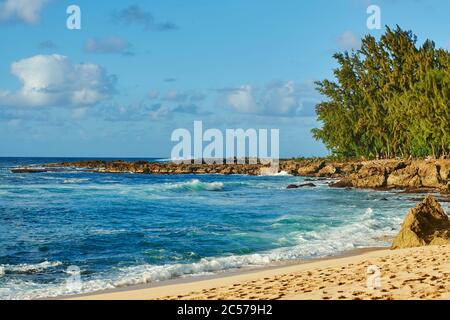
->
[0,206,403,300]
[81,209,400,291]
[170,179,225,192]
[63,178,90,184]
[259,170,292,177]
[1,261,62,274]
[112,254,273,288]
[155,158,171,163]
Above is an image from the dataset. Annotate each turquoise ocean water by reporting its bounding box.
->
[0,158,447,299]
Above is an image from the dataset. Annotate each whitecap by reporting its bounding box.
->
[0,205,402,300]
[63,178,90,184]
[259,169,292,177]
[170,179,224,192]
[1,261,62,274]
[271,171,292,176]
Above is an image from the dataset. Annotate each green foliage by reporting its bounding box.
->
[313,26,450,158]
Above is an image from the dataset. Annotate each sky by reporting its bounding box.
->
[0,0,449,158]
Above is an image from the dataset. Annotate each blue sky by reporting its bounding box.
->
[0,0,449,158]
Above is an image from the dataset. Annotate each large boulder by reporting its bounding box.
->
[348,163,387,188]
[387,165,421,187]
[297,161,325,176]
[340,163,362,175]
[382,160,408,175]
[391,195,450,249]
[416,161,441,188]
[436,159,450,181]
[317,164,338,177]
[279,161,301,175]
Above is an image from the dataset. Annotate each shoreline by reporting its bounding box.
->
[61,247,384,300]
[64,245,450,300]
[4,158,448,300]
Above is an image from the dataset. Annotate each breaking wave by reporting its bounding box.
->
[1,261,62,274]
[169,179,225,192]
[2,206,403,300]
[63,178,90,184]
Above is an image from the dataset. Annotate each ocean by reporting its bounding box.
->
[0,157,446,299]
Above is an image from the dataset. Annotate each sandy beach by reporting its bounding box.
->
[70,244,450,300]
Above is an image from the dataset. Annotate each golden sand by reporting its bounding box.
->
[71,244,450,300]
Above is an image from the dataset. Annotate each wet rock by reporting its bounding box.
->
[11,168,49,173]
[329,179,353,188]
[286,183,316,189]
[298,183,316,188]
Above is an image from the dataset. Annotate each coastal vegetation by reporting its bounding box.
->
[312,26,450,159]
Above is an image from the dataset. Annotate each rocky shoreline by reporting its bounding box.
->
[12,158,450,194]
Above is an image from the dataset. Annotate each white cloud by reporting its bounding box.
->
[260,81,299,115]
[0,54,116,108]
[337,31,361,50]
[224,81,319,117]
[226,85,258,114]
[0,0,49,24]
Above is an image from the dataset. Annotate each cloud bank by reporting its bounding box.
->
[223,81,319,117]
[0,0,49,24]
[0,54,116,108]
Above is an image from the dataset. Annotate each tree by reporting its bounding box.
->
[313,26,450,158]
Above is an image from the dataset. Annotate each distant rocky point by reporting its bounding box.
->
[12,158,450,194]
[392,195,450,249]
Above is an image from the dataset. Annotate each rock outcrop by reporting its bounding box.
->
[286,183,316,189]
[386,165,421,187]
[329,159,449,193]
[348,163,388,188]
[16,158,449,193]
[11,168,49,173]
[297,161,325,176]
[391,195,450,249]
